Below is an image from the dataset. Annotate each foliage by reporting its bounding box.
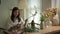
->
[20,25,39,34]
[40,15,46,22]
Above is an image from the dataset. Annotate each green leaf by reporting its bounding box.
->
[40,15,46,22]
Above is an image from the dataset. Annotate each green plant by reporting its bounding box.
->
[20,25,39,34]
[40,14,46,29]
[40,15,46,22]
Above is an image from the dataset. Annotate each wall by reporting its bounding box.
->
[56,0,60,25]
[42,0,51,11]
[0,0,18,29]
[51,0,56,8]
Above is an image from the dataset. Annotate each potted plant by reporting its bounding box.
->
[40,14,46,29]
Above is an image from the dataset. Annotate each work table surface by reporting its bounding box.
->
[28,26,60,34]
[0,26,60,34]
[40,26,60,34]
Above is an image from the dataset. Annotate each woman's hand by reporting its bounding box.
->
[10,24,20,30]
[14,24,21,29]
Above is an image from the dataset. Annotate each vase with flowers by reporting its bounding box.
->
[40,8,57,29]
[44,8,57,27]
[40,13,46,29]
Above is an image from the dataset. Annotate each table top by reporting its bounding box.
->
[25,26,60,34]
[40,26,60,34]
[0,26,60,34]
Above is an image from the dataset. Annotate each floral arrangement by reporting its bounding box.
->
[45,8,57,19]
[40,8,57,29]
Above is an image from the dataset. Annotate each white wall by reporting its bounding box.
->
[0,0,18,29]
[56,0,60,25]
[42,0,51,11]
[51,0,56,8]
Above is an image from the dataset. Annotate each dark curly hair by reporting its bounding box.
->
[11,7,21,22]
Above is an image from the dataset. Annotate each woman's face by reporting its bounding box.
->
[13,10,19,17]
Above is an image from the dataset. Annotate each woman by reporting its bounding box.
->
[7,7,25,34]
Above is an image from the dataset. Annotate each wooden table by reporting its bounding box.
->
[25,32,40,34]
[0,26,60,34]
[40,26,60,34]
[26,26,60,34]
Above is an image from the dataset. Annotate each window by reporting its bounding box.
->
[27,0,41,28]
